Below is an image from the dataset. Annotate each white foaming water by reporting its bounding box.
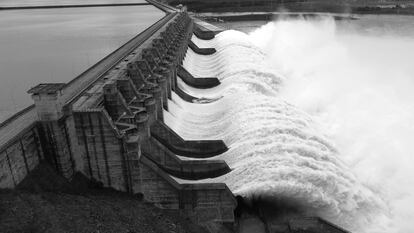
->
[248,16,414,233]
[163,17,414,232]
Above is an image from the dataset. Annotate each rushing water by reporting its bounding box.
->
[165,14,414,233]
[0,5,163,121]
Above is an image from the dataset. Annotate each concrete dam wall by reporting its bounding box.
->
[0,121,44,188]
[0,3,351,232]
[0,9,236,226]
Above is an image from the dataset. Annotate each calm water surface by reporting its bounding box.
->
[0,5,163,121]
[0,0,147,7]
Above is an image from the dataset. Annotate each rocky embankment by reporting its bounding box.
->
[0,163,210,233]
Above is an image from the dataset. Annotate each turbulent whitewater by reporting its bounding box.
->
[163,17,414,233]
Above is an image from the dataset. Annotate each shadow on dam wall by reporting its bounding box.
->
[235,196,351,233]
[0,1,352,232]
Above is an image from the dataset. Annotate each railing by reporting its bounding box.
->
[145,0,179,13]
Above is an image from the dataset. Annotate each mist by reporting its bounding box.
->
[249,16,414,233]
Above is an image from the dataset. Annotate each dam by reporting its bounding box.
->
[0,1,352,232]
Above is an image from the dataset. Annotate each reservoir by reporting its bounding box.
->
[0,0,149,7]
[0,3,163,121]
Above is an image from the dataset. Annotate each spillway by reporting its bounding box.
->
[166,30,385,232]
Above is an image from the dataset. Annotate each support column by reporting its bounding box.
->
[103,82,122,120]
[28,83,74,179]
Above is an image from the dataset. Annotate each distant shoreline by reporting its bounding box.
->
[164,0,414,16]
[192,9,414,23]
[193,12,360,22]
[0,3,150,10]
